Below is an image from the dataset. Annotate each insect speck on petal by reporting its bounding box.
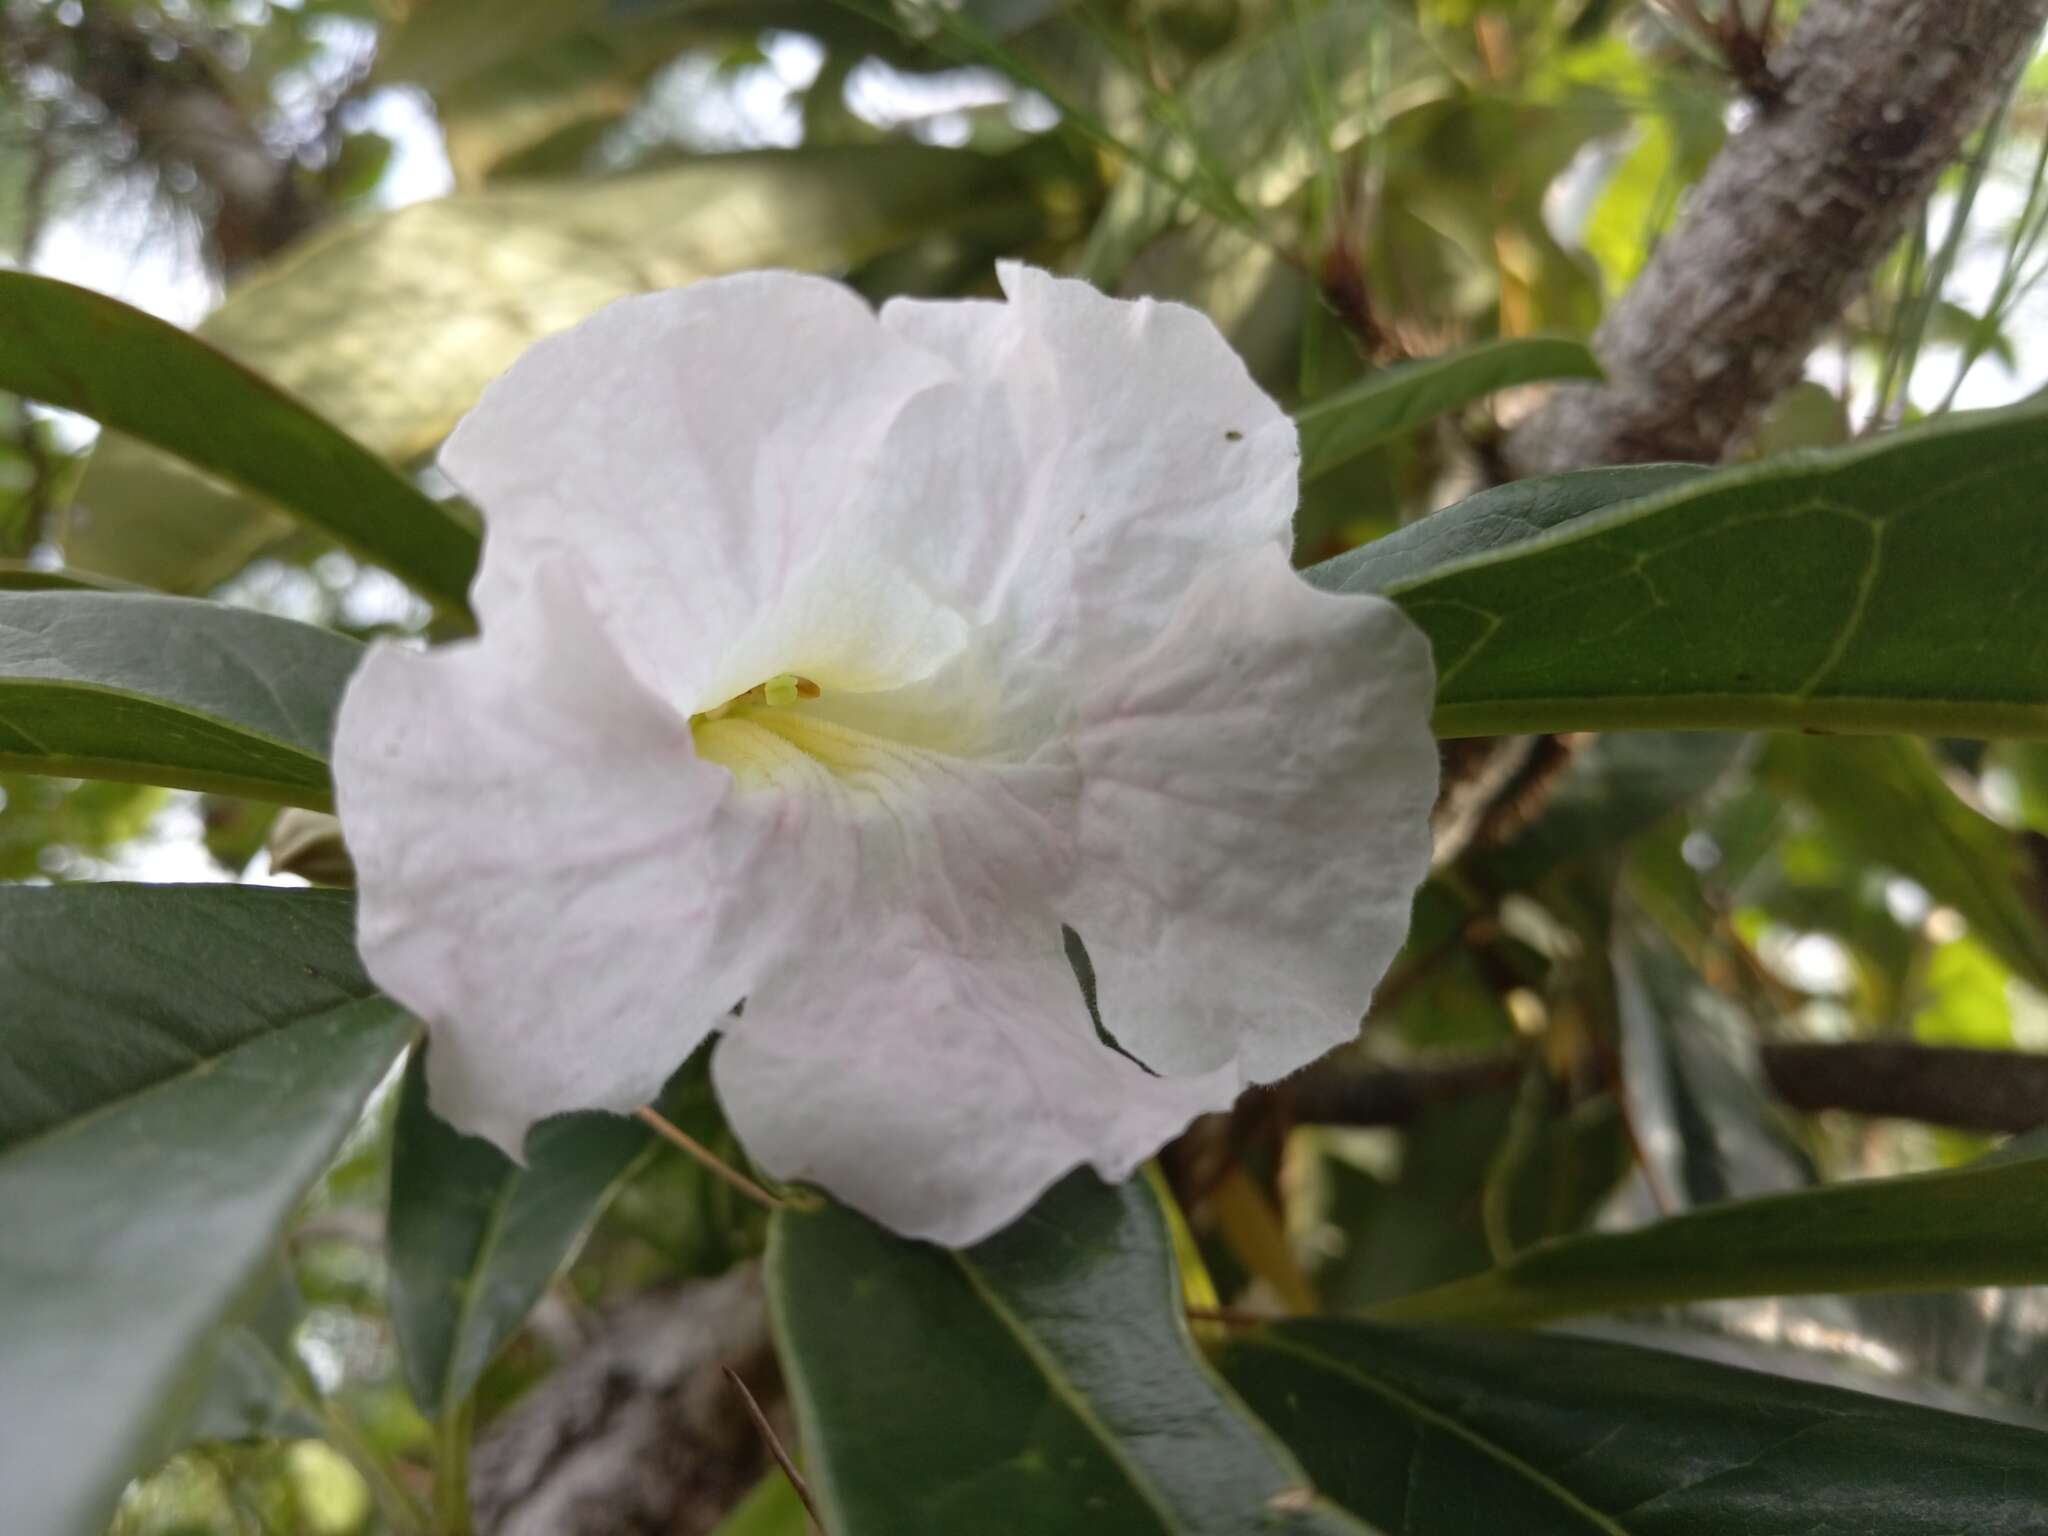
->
[331,262,1438,1246]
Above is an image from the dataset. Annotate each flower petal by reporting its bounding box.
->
[333,563,832,1155]
[1060,544,1439,1082]
[440,273,958,716]
[876,263,1300,685]
[713,944,1236,1245]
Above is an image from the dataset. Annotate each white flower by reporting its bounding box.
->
[333,263,1438,1245]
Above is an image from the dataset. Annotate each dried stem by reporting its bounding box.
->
[635,1106,788,1212]
[723,1366,823,1531]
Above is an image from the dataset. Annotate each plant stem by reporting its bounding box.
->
[636,1105,789,1211]
[433,1400,474,1536]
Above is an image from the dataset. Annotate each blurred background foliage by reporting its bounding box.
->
[9,0,2048,1530]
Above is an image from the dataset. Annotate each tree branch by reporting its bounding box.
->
[1758,1041,2048,1137]
[470,1265,776,1536]
[1510,0,2048,472]
[1289,1040,2048,1137]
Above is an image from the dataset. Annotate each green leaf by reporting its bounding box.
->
[1366,1128,2048,1327]
[0,884,413,1536]
[1761,734,2048,991]
[0,561,138,592]
[70,144,1039,596]
[1307,465,1707,597]
[177,1262,320,1448]
[709,1473,813,1536]
[1613,922,1810,1210]
[1311,407,2048,739]
[769,1173,1372,1535]
[1296,339,1602,486]
[387,1048,659,1420]
[1223,1321,2048,1533]
[0,591,360,807]
[0,272,478,611]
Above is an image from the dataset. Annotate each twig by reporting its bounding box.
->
[1289,1041,2048,1137]
[723,1366,823,1531]
[635,1106,788,1212]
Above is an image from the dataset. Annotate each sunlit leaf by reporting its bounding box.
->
[0,273,478,610]
[70,145,1048,595]
[1296,338,1600,485]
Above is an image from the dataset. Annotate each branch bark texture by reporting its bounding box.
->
[471,1265,776,1536]
[1510,0,2048,472]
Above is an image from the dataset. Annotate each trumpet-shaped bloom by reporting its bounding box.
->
[333,263,1437,1245]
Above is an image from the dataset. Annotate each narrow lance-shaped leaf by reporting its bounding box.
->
[386,1048,686,1420]
[1296,338,1602,486]
[1311,406,2048,740]
[770,1173,1374,1536]
[0,885,413,1536]
[0,271,479,611]
[1366,1127,2048,1327]
[0,591,361,807]
[1223,1320,2048,1534]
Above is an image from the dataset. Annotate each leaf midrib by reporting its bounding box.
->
[434,1165,519,1421]
[0,993,400,1166]
[1245,1332,1634,1536]
[0,674,332,778]
[950,1255,1186,1533]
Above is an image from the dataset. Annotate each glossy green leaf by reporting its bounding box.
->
[0,590,361,806]
[0,272,478,610]
[0,884,412,1536]
[70,144,1038,595]
[387,1049,659,1420]
[1223,1321,2048,1533]
[1311,407,2048,739]
[1309,466,1707,597]
[1297,338,1601,485]
[1368,1128,2048,1327]
[770,1174,1372,1535]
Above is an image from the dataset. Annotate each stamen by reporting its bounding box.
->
[694,674,822,724]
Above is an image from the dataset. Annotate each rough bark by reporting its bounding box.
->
[1510,0,2048,473]
[470,1265,779,1536]
[1289,1040,2048,1137]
